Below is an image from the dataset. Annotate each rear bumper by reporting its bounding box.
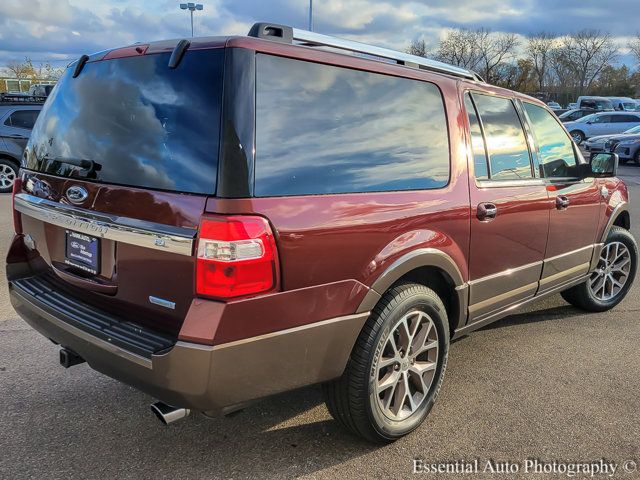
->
[9,279,368,413]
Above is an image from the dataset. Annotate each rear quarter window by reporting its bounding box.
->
[254,54,450,196]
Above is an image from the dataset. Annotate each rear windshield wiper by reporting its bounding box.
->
[50,157,102,177]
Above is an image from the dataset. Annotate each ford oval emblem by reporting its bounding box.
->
[66,185,89,204]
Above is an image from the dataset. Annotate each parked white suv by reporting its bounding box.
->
[564,111,640,144]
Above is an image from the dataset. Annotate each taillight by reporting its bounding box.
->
[12,176,22,234]
[196,215,279,299]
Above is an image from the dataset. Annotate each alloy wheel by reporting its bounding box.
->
[0,164,17,190]
[375,310,439,421]
[589,241,632,302]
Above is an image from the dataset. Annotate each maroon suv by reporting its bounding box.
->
[5,23,637,442]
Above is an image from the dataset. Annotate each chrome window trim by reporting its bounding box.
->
[14,193,196,256]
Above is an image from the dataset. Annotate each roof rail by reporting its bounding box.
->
[248,22,483,82]
[0,93,47,104]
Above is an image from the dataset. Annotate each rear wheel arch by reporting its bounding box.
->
[357,249,468,336]
[0,153,20,168]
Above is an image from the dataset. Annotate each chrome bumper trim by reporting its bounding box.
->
[14,193,196,256]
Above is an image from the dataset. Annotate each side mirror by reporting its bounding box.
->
[589,152,618,178]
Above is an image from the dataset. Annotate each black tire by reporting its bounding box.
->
[570,130,585,144]
[0,158,19,194]
[561,226,637,312]
[619,158,628,165]
[323,283,450,443]
[634,149,640,165]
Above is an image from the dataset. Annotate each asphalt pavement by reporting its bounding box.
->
[1,164,639,479]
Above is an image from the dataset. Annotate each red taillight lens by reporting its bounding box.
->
[12,176,22,234]
[196,215,279,299]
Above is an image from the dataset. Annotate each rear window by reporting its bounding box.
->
[254,54,450,196]
[24,49,224,194]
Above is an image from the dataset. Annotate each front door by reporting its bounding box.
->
[463,92,551,324]
[521,101,602,293]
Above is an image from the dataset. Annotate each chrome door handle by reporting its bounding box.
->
[477,202,497,221]
[556,195,570,210]
[601,186,610,198]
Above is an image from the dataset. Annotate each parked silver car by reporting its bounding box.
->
[564,111,640,144]
[583,125,640,163]
[0,102,42,192]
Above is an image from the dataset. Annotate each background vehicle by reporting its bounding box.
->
[564,111,640,144]
[577,96,615,111]
[559,108,597,123]
[608,97,637,111]
[0,101,42,193]
[605,129,640,164]
[583,125,640,157]
[567,102,578,109]
[547,101,562,110]
[27,84,54,97]
[5,23,637,443]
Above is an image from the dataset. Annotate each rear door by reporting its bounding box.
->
[15,47,225,338]
[464,92,551,324]
[612,114,640,133]
[521,101,601,294]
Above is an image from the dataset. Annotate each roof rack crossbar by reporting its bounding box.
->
[291,28,479,81]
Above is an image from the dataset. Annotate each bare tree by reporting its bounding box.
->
[562,30,617,94]
[407,39,427,57]
[473,29,519,83]
[527,32,556,91]
[434,28,519,83]
[5,58,35,80]
[630,34,640,66]
[435,29,481,70]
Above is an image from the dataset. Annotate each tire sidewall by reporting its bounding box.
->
[365,292,449,440]
[586,229,637,309]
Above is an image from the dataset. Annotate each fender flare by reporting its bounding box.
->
[356,248,468,331]
[600,202,630,243]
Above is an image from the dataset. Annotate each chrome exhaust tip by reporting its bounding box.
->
[150,401,191,425]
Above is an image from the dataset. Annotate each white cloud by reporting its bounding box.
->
[0,0,638,69]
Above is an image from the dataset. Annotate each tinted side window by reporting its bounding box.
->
[592,115,611,123]
[613,115,640,123]
[464,93,489,180]
[5,110,39,129]
[523,103,577,178]
[472,93,532,180]
[255,55,450,196]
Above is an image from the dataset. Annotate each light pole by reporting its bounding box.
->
[180,3,203,37]
[308,0,313,31]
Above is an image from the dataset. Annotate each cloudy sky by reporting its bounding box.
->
[0,0,638,70]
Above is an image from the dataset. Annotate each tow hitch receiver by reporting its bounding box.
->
[59,347,86,368]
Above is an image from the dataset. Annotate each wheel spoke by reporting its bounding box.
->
[375,308,440,421]
[390,374,407,416]
[411,320,432,354]
[414,339,438,357]
[589,241,632,302]
[410,361,436,376]
[377,370,400,393]
[378,356,397,369]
